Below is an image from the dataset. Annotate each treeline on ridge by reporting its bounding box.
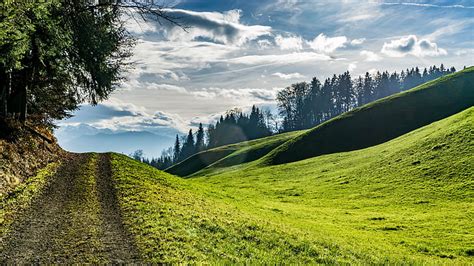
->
[278,64,456,132]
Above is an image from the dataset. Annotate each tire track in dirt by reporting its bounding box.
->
[1,153,140,263]
[96,153,140,263]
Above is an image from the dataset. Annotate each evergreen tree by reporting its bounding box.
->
[354,75,364,106]
[195,123,205,152]
[180,129,195,160]
[173,134,180,163]
[305,77,322,126]
[360,72,374,105]
[0,1,179,125]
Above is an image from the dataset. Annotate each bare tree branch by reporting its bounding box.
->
[80,0,189,32]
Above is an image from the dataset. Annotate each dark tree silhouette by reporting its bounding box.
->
[195,123,205,152]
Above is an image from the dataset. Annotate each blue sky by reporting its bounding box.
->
[56,0,474,157]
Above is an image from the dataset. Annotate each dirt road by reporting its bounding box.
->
[1,153,140,263]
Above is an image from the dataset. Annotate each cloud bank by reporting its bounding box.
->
[307,33,348,53]
[162,9,272,46]
[272,72,305,80]
[381,35,447,57]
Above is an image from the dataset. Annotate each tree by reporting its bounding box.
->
[173,134,180,163]
[276,82,310,131]
[207,124,217,148]
[0,1,182,125]
[195,123,205,152]
[275,64,454,133]
[361,72,374,105]
[337,71,353,113]
[130,149,144,161]
[180,129,195,160]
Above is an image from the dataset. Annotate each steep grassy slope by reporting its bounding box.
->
[110,153,358,264]
[264,66,474,165]
[111,107,473,263]
[166,130,303,177]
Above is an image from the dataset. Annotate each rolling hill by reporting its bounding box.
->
[166,130,303,177]
[264,66,474,165]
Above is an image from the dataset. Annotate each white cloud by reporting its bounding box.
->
[257,39,272,49]
[341,14,377,22]
[348,63,357,72]
[350,38,366,46]
[143,83,187,93]
[102,98,148,116]
[227,52,331,65]
[162,9,272,46]
[367,68,378,75]
[189,87,279,102]
[91,103,189,133]
[307,33,347,53]
[275,35,303,50]
[425,20,471,40]
[360,50,382,62]
[454,49,474,56]
[380,2,474,9]
[381,35,447,57]
[272,72,305,80]
[126,82,280,103]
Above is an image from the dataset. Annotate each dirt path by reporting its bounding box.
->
[0,153,140,263]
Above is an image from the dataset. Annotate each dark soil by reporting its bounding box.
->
[0,153,140,263]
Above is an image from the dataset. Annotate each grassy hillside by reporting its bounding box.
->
[264,66,474,165]
[110,107,473,263]
[110,152,352,264]
[166,130,303,177]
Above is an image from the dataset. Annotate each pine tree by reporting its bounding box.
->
[307,77,322,125]
[173,134,180,163]
[355,75,364,107]
[180,129,195,160]
[195,123,205,152]
[361,72,374,105]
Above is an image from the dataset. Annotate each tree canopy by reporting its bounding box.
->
[0,0,176,126]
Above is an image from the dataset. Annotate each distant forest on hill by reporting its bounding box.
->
[136,64,457,170]
[278,64,456,132]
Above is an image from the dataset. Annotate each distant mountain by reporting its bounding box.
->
[55,124,114,144]
[59,130,174,158]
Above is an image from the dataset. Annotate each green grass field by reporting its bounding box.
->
[109,106,473,263]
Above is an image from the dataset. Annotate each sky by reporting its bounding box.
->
[56,0,474,157]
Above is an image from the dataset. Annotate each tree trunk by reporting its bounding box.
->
[0,72,6,117]
[19,84,27,123]
[20,35,39,123]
